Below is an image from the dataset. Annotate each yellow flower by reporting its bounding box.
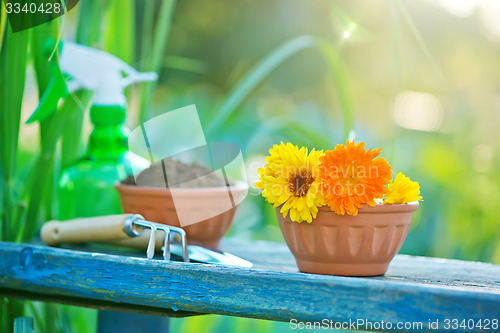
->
[383,172,422,204]
[256,142,324,223]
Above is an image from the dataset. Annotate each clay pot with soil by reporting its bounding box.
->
[116,158,248,248]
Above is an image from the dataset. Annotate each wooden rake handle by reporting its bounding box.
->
[41,214,136,246]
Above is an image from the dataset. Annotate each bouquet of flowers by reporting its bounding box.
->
[256,140,422,223]
[256,140,422,276]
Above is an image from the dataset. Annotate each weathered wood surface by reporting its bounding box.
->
[0,239,499,332]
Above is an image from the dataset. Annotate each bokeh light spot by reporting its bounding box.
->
[437,0,478,17]
[479,0,500,40]
[393,91,444,131]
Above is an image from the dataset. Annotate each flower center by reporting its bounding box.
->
[289,171,314,197]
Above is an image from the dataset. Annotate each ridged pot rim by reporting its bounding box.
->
[315,201,420,214]
[115,180,248,196]
[276,202,419,226]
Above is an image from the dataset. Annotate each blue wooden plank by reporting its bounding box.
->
[0,241,499,333]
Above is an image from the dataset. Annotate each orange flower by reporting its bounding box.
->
[319,140,392,216]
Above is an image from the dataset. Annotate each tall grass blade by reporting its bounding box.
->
[2,299,24,333]
[0,27,30,241]
[44,302,57,333]
[104,0,135,106]
[138,0,177,123]
[0,1,6,52]
[314,37,355,140]
[21,102,73,242]
[104,0,135,65]
[75,0,102,47]
[206,35,315,136]
[206,35,355,140]
[140,0,154,66]
[386,0,404,160]
[31,21,61,222]
[31,24,59,93]
[26,302,44,332]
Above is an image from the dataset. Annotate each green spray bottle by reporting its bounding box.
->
[28,40,155,219]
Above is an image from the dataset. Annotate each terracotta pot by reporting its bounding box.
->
[116,182,248,248]
[277,202,419,276]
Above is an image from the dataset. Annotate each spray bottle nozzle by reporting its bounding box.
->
[121,72,158,88]
[28,39,158,124]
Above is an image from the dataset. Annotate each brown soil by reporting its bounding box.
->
[121,157,229,188]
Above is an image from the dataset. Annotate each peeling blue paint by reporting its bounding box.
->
[19,247,33,269]
[0,241,499,333]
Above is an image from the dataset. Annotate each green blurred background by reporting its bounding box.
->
[2,0,500,332]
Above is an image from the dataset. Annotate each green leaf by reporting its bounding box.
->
[0,27,30,242]
[314,37,355,140]
[75,0,103,46]
[104,0,135,65]
[138,0,177,123]
[20,98,75,242]
[0,1,7,53]
[140,0,154,63]
[31,22,60,95]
